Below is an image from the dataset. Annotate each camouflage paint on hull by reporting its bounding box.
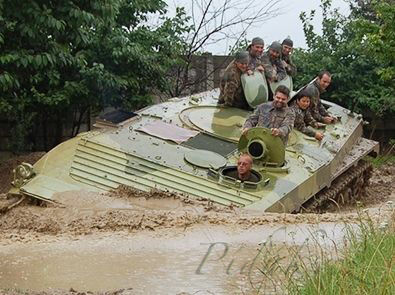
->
[241,71,268,107]
[10,89,379,213]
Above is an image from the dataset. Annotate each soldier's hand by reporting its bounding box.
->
[271,128,281,137]
[315,132,324,141]
[256,65,264,72]
[315,122,326,129]
[282,60,288,68]
[242,128,249,135]
[247,70,253,76]
[323,116,334,124]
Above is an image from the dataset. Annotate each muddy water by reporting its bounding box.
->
[0,223,352,294]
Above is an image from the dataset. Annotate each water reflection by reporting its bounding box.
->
[0,223,352,294]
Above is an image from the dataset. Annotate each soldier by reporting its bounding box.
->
[290,91,324,141]
[281,38,297,77]
[261,41,287,82]
[246,37,265,75]
[218,51,250,110]
[304,70,337,124]
[242,85,295,145]
[225,153,260,182]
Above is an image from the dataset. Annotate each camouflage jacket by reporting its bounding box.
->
[304,79,329,122]
[281,54,297,77]
[261,51,287,82]
[248,49,263,71]
[290,101,317,137]
[218,61,250,110]
[243,102,295,144]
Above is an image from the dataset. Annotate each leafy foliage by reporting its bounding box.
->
[293,0,395,118]
[0,0,189,151]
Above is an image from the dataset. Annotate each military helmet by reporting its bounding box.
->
[269,41,282,53]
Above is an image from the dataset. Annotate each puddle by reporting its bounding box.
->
[0,223,353,293]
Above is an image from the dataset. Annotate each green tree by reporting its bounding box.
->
[0,0,189,151]
[293,0,394,124]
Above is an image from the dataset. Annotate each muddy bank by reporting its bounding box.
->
[0,159,394,239]
[1,188,393,240]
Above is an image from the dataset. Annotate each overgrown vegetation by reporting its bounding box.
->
[1,0,393,150]
[287,212,395,294]
[293,0,395,122]
[249,209,395,294]
[367,139,395,167]
[0,0,189,151]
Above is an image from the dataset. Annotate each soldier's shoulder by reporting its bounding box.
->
[262,101,272,108]
[305,80,319,90]
[285,106,296,118]
[223,64,239,81]
[255,102,270,111]
[289,103,300,113]
[305,82,319,96]
[261,52,270,61]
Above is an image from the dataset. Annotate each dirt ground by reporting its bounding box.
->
[0,153,394,295]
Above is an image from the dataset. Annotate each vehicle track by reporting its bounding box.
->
[301,160,373,213]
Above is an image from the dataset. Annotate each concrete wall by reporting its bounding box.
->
[179,54,232,95]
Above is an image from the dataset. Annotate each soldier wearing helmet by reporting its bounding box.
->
[281,38,297,77]
[218,51,251,110]
[261,41,287,82]
[246,37,265,75]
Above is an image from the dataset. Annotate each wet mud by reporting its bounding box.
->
[0,154,394,294]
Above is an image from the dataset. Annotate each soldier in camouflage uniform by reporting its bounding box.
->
[261,41,287,82]
[290,91,324,141]
[242,85,295,145]
[304,70,337,124]
[246,37,265,75]
[218,51,251,110]
[281,38,297,77]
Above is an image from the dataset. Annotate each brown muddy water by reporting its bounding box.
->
[0,223,351,294]
[0,159,393,294]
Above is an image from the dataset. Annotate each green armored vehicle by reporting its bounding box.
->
[10,78,378,212]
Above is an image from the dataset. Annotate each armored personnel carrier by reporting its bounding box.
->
[9,79,378,213]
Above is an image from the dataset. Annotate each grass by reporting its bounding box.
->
[286,213,395,295]
[367,154,395,168]
[247,209,395,295]
[367,140,395,168]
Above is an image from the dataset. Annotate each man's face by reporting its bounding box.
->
[282,44,293,56]
[273,91,288,109]
[237,155,252,177]
[318,74,331,90]
[235,61,248,73]
[250,44,264,57]
[269,49,280,59]
[297,96,310,110]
